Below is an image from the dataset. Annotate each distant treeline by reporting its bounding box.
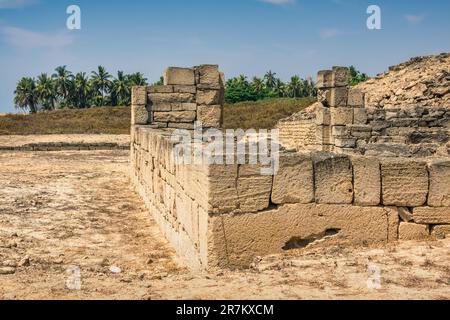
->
[13,66,367,113]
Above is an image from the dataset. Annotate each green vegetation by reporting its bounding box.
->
[225,71,317,104]
[348,66,369,86]
[14,66,149,113]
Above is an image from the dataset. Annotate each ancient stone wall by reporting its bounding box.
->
[131,65,224,131]
[132,62,450,270]
[277,66,450,157]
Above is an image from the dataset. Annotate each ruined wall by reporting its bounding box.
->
[277,65,450,157]
[131,65,224,131]
[132,63,450,271]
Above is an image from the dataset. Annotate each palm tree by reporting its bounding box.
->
[91,66,112,106]
[264,71,277,89]
[14,77,38,113]
[111,71,130,106]
[288,76,302,98]
[251,77,265,94]
[273,78,286,97]
[128,72,148,86]
[72,72,91,108]
[36,74,56,111]
[236,75,248,87]
[53,66,73,108]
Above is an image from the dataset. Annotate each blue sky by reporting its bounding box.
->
[0,0,449,113]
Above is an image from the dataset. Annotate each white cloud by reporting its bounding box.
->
[404,14,425,24]
[1,26,74,50]
[0,0,37,9]
[259,0,295,6]
[319,28,343,39]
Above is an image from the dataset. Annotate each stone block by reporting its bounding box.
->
[197,105,222,128]
[334,137,356,148]
[331,107,353,125]
[399,222,429,240]
[315,103,331,125]
[332,66,349,87]
[148,85,174,94]
[173,85,197,94]
[208,204,397,268]
[381,160,429,207]
[352,157,380,206]
[428,160,450,207]
[195,65,221,86]
[153,111,196,123]
[237,165,272,212]
[317,70,333,89]
[314,155,354,204]
[131,105,149,125]
[148,93,195,104]
[413,207,450,224]
[164,67,195,85]
[347,88,364,107]
[131,86,147,105]
[207,165,239,214]
[151,103,172,112]
[353,108,368,124]
[316,126,332,145]
[332,125,349,137]
[172,103,197,111]
[168,123,195,130]
[197,90,222,105]
[432,225,450,239]
[329,87,348,107]
[271,153,314,204]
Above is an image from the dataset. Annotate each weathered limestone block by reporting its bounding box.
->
[195,65,221,86]
[131,105,149,125]
[164,67,195,85]
[317,70,333,89]
[381,160,429,207]
[148,85,174,93]
[131,86,147,105]
[207,165,239,214]
[172,103,197,111]
[315,103,331,125]
[329,87,348,107]
[168,123,195,130]
[432,225,450,239]
[271,153,314,204]
[332,66,349,87]
[428,160,450,207]
[314,155,354,204]
[316,126,332,145]
[334,137,356,148]
[332,125,349,137]
[197,90,222,105]
[353,108,368,124]
[173,85,197,94]
[148,93,195,104]
[197,105,222,128]
[331,107,353,126]
[347,88,364,107]
[399,222,429,240]
[208,204,397,268]
[352,157,380,206]
[153,111,196,123]
[413,207,450,224]
[237,165,272,212]
[152,103,172,112]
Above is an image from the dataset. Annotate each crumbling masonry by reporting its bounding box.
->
[131,64,450,270]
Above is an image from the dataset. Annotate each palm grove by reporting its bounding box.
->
[14,66,367,113]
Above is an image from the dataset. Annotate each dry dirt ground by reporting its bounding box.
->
[1,149,450,300]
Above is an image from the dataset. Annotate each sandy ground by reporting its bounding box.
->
[0,134,130,148]
[0,150,449,300]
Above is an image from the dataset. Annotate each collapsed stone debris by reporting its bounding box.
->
[131,56,450,270]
